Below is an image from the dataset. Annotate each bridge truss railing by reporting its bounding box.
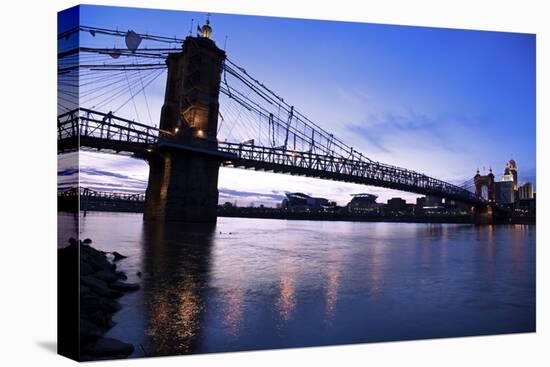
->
[218,142,482,204]
[58,108,173,145]
[57,110,483,205]
[58,187,146,202]
[81,187,146,201]
[57,110,79,140]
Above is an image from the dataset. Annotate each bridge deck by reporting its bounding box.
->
[57,108,485,206]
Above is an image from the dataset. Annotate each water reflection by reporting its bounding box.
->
[487,225,495,259]
[58,212,78,248]
[511,224,527,268]
[475,225,496,282]
[79,215,536,356]
[324,252,341,326]
[276,239,297,326]
[220,284,245,337]
[364,240,385,298]
[140,222,215,356]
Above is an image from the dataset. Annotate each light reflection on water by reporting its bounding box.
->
[75,213,535,357]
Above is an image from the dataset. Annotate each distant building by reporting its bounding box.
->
[386,197,407,214]
[415,196,443,214]
[495,180,515,204]
[347,193,378,214]
[425,195,443,208]
[501,159,520,202]
[517,197,536,217]
[505,160,518,191]
[415,197,426,215]
[444,198,470,212]
[414,195,469,216]
[479,159,526,205]
[281,192,337,213]
[519,182,534,200]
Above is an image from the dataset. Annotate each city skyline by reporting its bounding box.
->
[58,5,536,206]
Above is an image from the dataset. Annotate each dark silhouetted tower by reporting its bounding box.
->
[144,29,226,222]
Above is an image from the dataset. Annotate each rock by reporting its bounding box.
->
[110,281,140,292]
[136,271,142,278]
[81,295,105,318]
[80,284,91,297]
[94,269,118,283]
[93,337,134,357]
[75,241,135,359]
[86,309,112,330]
[101,297,122,313]
[80,261,94,276]
[81,276,122,298]
[86,253,114,273]
[112,251,127,261]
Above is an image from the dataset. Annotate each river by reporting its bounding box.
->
[65,212,535,357]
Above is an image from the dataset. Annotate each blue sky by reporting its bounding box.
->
[58,5,536,206]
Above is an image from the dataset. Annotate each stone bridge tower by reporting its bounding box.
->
[144,28,226,222]
[474,168,495,203]
[473,168,496,224]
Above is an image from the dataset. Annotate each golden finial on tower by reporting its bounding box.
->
[197,13,213,39]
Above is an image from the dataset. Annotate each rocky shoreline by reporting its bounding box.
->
[59,238,140,361]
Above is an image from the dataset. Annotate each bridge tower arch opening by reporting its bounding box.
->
[473,168,495,224]
[144,31,226,222]
[474,169,495,203]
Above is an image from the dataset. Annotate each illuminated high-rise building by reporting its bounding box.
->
[519,182,534,200]
[505,159,518,191]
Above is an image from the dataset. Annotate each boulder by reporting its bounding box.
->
[94,269,117,283]
[74,240,135,359]
[112,251,127,261]
[81,276,121,298]
[86,309,113,330]
[87,254,114,273]
[80,284,91,297]
[80,261,94,276]
[101,298,122,313]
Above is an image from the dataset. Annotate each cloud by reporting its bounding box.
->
[80,167,142,181]
[219,187,287,207]
[346,111,459,156]
[219,187,285,201]
[58,168,78,176]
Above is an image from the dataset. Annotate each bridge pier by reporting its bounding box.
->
[144,151,221,222]
[144,35,226,223]
[472,205,494,225]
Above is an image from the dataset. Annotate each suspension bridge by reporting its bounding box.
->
[58,23,485,222]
